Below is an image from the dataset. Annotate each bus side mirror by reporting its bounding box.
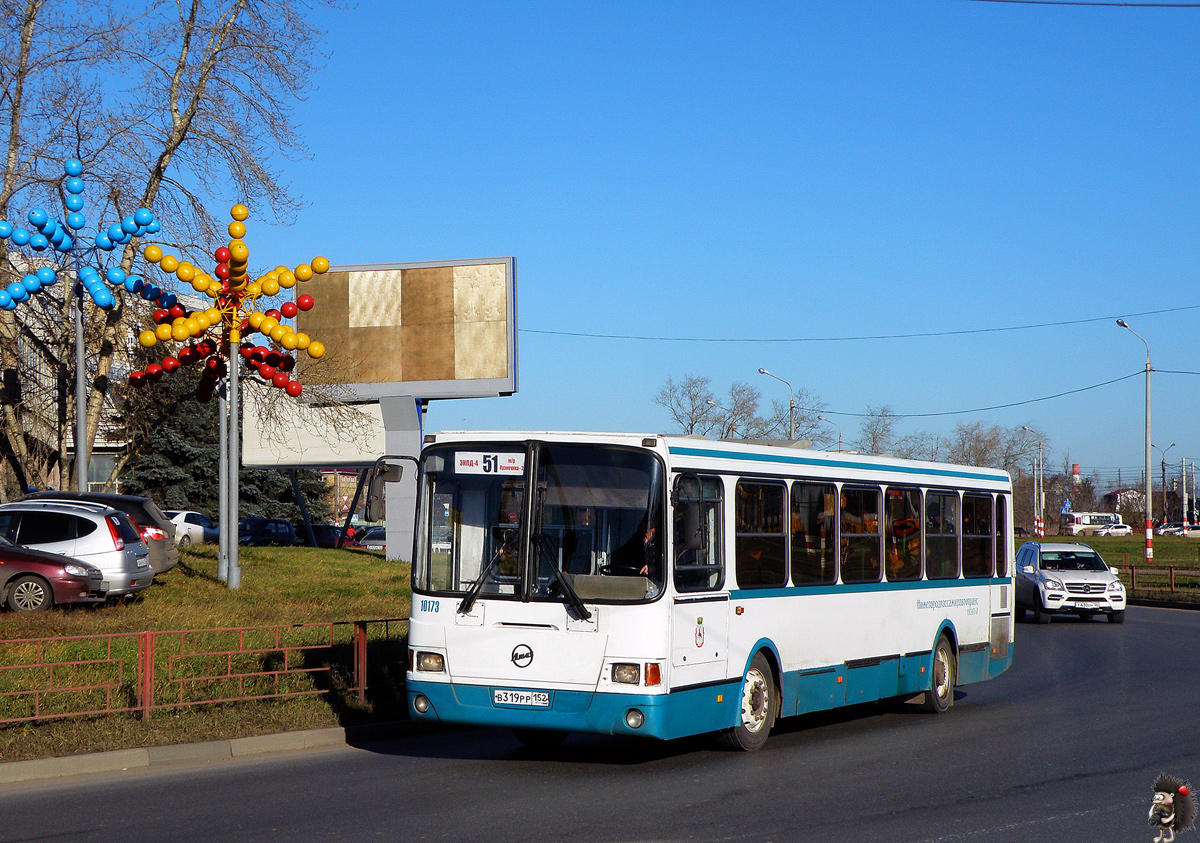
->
[365,463,403,523]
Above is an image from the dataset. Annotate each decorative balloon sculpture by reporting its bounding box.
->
[128,203,330,401]
[0,158,167,313]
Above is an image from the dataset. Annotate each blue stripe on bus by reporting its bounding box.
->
[729,575,1011,600]
[667,446,1007,483]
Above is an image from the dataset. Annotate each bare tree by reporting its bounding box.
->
[854,404,897,455]
[654,374,717,435]
[655,374,827,442]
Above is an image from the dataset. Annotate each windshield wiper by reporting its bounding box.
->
[458,539,510,615]
[532,532,592,621]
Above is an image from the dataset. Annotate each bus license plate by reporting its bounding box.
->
[493,689,550,707]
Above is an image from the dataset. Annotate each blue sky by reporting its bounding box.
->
[246,1,1200,482]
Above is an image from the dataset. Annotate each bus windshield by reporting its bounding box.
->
[415,443,666,604]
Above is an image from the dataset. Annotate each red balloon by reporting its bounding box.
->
[265,350,281,366]
[297,294,314,311]
[196,339,214,357]
[272,371,289,388]
[266,309,282,321]
[280,301,298,318]
[145,364,162,381]
[239,345,254,358]
[178,347,196,365]
[285,380,303,397]
[162,356,179,373]
[215,263,229,280]
[250,347,265,363]
[196,388,213,403]
[278,355,295,372]
[129,371,145,387]
[153,308,169,324]
[259,364,276,380]
[169,304,186,319]
[214,246,231,263]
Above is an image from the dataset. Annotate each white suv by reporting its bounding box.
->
[1015,542,1126,623]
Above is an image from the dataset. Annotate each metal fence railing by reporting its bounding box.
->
[1119,566,1200,595]
[0,618,407,726]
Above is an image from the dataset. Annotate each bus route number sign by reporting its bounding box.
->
[456,452,525,475]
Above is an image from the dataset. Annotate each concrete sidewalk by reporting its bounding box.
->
[0,721,422,786]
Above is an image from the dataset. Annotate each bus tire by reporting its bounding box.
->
[718,651,776,751]
[920,636,956,714]
[512,728,567,749]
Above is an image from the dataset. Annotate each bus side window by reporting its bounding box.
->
[673,474,724,592]
[926,491,960,580]
[995,496,1008,577]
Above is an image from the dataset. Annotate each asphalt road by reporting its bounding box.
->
[2,605,1195,843]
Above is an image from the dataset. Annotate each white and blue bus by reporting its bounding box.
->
[406,432,1015,750]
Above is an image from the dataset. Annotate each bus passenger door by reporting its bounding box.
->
[669,474,730,688]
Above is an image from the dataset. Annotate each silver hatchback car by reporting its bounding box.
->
[0,500,153,598]
[1015,541,1126,623]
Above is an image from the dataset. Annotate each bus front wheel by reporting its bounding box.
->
[920,636,956,714]
[719,651,776,751]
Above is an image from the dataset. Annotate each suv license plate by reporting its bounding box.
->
[1075,601,1098,609]
[493,689,550,707]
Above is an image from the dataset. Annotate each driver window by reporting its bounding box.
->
[673,474,724,593]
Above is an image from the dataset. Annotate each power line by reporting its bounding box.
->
[960,0,1200,6]
[521,303,1200,344]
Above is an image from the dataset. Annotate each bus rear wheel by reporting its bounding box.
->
[920,636,956,714]
[719,651,776,751]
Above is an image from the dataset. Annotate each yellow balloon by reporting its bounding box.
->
[278,271,297,289]
[228,240,249,263]
[311,256,329,274]
[176,263,195,282]
[294,332,310,350]
[261,277,280,297]
[171,323,189,342]
[228,220,246,239]
[138,330,158,348]
[274,265,289,275]
[230,203,249,221]
[155,323,173,342]
[269,324,288,343]
[207,280,223,296]
[160,255,179,273]
[248,311,266,329]
[281,333,299,351]
[205,307,222,324]
[294,264,313,282]
[185,316,202,336]
[193,314,210,331]
[307,340,325,359]
[144,244,163,263]
[259,316,279,335]
[246,280,263,299]
[191,276,210,292]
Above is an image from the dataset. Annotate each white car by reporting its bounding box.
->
[1094,523,1132,537]
[165,510,219,548]
[1015,542,1126,623]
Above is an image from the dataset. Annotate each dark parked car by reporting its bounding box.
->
[0,535,108,611]
[238,518,299,546]
[356,526,386,551]
[20,491,179,574]
[299,524,357,548]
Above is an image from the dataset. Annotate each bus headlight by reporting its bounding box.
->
[416,652,445,673]
[612,663,640,684]
[625,708,645,729]
[413,694,430,714]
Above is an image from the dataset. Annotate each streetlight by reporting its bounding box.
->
[1116,318,1153,565]
[816,415,842,452]
[1153,442,1175,522]
[1022,425,1044,536]
[706,399,733,439]
[757,368,794,441]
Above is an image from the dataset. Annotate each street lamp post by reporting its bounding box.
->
[1154,443,1175,523]
[706,399,733,439]
[757,368,794,441]
[816,415,842,451]
[1022,425,1044,536]
[1117,319,1153,565]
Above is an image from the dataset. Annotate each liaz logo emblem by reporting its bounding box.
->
[695,616,705,648]
[511,644,534,668]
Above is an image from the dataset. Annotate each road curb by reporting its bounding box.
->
[1128,597,1200,611]
[0,720,429,786]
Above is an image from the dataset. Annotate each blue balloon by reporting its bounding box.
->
[64,159,83,177]
[0,290,10,309]
[65,176,84,195]
[124,275,144,293]
[160,292,177,309]
[27,208,48,229]
[48,229,65,247]
[134,208,154,226]
[116,229,132,244]
[140,283,158,300]
[22,274,41,293]
[29,233,48,251]
[106,267,126,285]
[94,231,113,250]
[8,282,28,301]
[66,194,84,212]
[0,221,11,238]
[90,287,114,308]
[66,212,85,230]
[35,267,56,285]
[121,216,138,235]
[106,223,123,242]
[78,266,98,281]
[41,218,59,238]
[11,227,30,246]
[146,218,161,234]
[56,235,73,252]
